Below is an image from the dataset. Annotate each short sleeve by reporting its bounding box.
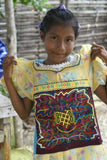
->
[12,58,34,100]
[92,57,107,91]
[79,44,107,91]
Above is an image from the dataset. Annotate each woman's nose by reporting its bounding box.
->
[57,41,66,52]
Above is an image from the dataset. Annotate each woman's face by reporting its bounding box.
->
[40,24,75,65]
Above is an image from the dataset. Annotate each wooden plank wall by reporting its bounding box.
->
[0,0,107,59]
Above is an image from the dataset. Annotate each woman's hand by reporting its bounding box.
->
[2,56,17,81]
[92,44,107,104]
[91,43,107,64]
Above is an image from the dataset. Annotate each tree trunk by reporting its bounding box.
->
[5,0,17,56]
[60,0,65,5]
[65,0,69,8]
[5,0,23,148]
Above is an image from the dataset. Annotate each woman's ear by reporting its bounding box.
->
[40,31,45,42]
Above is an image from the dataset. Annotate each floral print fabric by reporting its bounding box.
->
[34,145,107,160]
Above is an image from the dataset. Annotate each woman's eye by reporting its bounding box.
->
[66,39,72,42]
[51,36,57,40]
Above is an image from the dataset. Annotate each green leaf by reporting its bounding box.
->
[20,0,31,5]
[0,12,5,19]
[0,85,9,97]
[31,0,52,11]
[13,0,18,5]
[11,0,52,11]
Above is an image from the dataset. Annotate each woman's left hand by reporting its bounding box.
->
[91,43,107,64]
[92,44,107,104]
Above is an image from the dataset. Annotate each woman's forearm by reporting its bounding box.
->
[5,78,31,120]
[94,84,107,104]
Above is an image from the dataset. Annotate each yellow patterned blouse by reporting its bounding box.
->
[1,44,107,160]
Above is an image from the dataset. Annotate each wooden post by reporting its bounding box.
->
[0,119,4,160]
[0,118,11,160]
[0,143,4,160]
[4,118,11,160]
[0,94,17,160]
[5,0,17,56]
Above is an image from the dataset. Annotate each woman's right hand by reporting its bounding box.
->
[2,56,17,81]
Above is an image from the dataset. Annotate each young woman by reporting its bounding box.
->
[1,5,107,160]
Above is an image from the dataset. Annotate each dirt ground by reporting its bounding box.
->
[11,148,33,160]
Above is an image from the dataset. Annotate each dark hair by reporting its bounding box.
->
[39,6,80,39]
